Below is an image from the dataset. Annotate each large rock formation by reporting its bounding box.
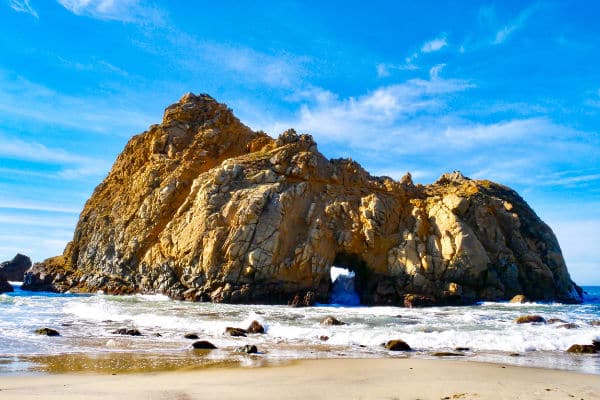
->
[22,93,582,305]
[0,253,32,282]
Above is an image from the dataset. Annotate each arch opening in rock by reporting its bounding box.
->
[328,253,369,305]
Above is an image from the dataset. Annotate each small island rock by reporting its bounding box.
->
[0,254,32,282]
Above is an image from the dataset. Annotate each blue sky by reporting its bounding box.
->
[1,0,599,284]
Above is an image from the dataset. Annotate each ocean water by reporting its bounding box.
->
[0,281,598,375]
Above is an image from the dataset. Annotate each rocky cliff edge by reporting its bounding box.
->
[23,93,583,305]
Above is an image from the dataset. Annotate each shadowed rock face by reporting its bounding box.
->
[22,93,583,305]
[0,253,32,282]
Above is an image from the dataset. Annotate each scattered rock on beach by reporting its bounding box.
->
[184,333,199,339]
[566,344,597,354]
[35,328,60,336]
[319,335,329,341]
[113,328,142,336]
[509,294,529,304]
[557,323,579,329]
[547,318,567,324]
[589,320,600,326]
[515,315,546,324]
[225,327,247,337]
[403,294,436,308]
[384,339,411,351]
[432,352,465,357]
[246,320,265,334]
[192,340,217,350]
[288,291,315,307]
[321,316,345,326]
[235,345,258,354]
[455,347,470,352]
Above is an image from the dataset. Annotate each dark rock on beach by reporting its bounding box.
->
[557,323,579,329]
[509,294,529,303]
[566,344,597,354]
[113,328,142,336]
[35,328,60,336]
[0,253,32,282]
[515,315,546,324]
[192,340,217,350]
[184,333,199,339]
[432,352,465,357]
[246,320,265,334]
[225,327,247,337]
[321,316,345,326]
[289,291,316,307]
[547,318,567,324]
[235,345,258,354]
[384,339,411,351]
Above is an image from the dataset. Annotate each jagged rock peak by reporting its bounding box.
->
[22,94,582,306]
[434,170,468,185]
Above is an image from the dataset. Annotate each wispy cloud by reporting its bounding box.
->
[56,0,163,24]
[0,134,110,180]
[378,34,448,77]
[421,36,448,53]
[492,4,539,45]
[0,200,80,214]
[0,70,155,135]
[8,0,38,18]
[251,70,599,190]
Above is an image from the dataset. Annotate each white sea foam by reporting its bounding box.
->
[1,287,599,374]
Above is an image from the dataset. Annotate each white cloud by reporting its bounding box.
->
[56,0,162,24]
[0,71,156,135]
[0,200,80,214]
[492,4,538,45]
[8,0,38,18]
[0,134,110,180]
[421,36,448,53]
[378,34,447,77]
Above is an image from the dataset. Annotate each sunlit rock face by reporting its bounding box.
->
[22,93,583,306]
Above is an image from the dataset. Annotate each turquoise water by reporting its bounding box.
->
[0,283,598,375]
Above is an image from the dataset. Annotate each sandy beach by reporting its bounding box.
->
[0,358,598,400]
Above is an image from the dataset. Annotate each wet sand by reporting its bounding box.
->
[0,358,599,399]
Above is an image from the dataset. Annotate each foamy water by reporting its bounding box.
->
[1,282,599,374]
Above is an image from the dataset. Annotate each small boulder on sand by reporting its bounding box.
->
[246,320,265,334]
[35,328,60,336]
[321,316,345,326]
[384,339,411,351]
[509,294,529,304]
[225,327,247,337]
[515,315,546,324]
[192,340,217,350]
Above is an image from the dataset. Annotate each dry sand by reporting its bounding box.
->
[0,358,598,400]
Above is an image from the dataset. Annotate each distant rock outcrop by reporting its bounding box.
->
[22,93,583,305]
[0,253,32,282]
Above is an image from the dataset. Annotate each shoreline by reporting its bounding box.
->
[0,358,598,399]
